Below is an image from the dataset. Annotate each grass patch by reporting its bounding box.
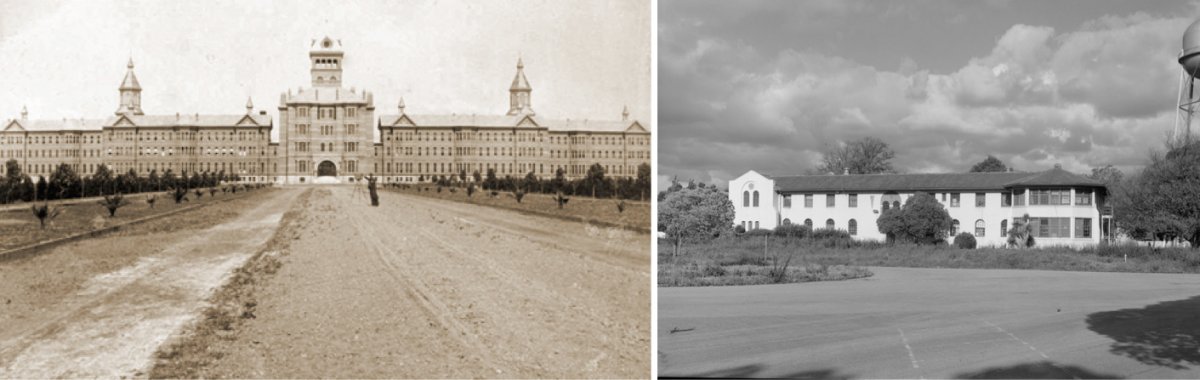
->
[386,185,650,232]
[149,189,310,379]
[659,236,1200,287]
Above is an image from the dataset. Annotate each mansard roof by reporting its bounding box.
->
[3,118,106,132]
[770,168,1103,193]
[104,113,271,128]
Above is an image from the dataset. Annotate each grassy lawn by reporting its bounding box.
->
[0,187,268,252]
[385,185,650,232]
[658,237,875,287]
[659,236,1200,287]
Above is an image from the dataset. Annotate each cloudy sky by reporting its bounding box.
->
[660,0,1199,187]
[0,0,649,140]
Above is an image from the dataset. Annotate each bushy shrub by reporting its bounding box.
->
[774,223,811,238]
[810,228,851,240]
[701,263,727,277]
[745,228,773,236]
[99,193,129,217]
[734,225,746,234]
[953,233,977,249]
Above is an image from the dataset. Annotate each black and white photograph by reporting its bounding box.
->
[0,0,651,378]
[658,0,1200,378]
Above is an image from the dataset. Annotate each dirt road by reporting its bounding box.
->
[659,267,1200,379]
[0,188,300,378]
[176,186,650,378]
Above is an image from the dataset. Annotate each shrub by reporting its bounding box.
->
[173,187,188,203]
[467,185,476,198]
[30,203,62,229]
[437,186,443,193]
[774,223,811,238]
[554,191,569,209]
[811,228,851,240]
[745,228,773,236]
[209,187,218,197]
[734,225,746,234]
[877,192,952,244]
[514,190,526,203]
[701,263,727,277]
[146,195,157,208]
[616,199,627,213]
[99,193,129,217]
[449,187,457,193]
[489,190,499,198]
[953,233,977,249]
[194,189,204,198]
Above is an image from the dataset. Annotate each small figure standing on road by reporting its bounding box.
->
[366,174,379,207]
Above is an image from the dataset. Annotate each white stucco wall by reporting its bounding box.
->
[729,170,1105,247]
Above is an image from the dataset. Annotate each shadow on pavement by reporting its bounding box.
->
[954,361,1122,379]
[660,364,852,379]
[1086,295,1200,370]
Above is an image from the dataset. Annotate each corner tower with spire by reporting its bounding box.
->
[116,58,144,115]
[507,57,534,116]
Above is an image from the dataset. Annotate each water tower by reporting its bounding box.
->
[1174,19,1200,143]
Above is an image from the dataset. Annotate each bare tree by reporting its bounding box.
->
[817,137,897,175]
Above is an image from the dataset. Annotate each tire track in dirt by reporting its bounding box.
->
[360,187,649,377]
[0,189,301,378]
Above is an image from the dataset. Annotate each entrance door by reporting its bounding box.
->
[317,160,337,177]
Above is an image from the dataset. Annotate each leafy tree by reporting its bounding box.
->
[970,155,1008,172]
[876,192,952,244]
[485,168,498,190]
[472,170,482,184]
[585,163,606,198]
[1088,165,1124,186]
[1116,141,1200,246]
[635,163,651,201]
[1006,214,1036,248]
[48,163,80,200]
[817,137,897,175]
[659,187,735,256]
[93,165,114,195]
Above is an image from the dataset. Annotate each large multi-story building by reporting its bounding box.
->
[1,37,650,185]
[729,166,1110,247]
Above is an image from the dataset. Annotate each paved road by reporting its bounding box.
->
[659,267,1200,379]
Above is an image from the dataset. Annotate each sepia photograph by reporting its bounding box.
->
[658,0,1200,378]
[0,0,651,378]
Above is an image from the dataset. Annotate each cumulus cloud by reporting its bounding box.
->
[660,1,1192,187]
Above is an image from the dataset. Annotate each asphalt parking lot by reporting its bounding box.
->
[659,267,1200,379]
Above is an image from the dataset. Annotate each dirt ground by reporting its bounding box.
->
[0,188,296,378]
[175,186,650,378]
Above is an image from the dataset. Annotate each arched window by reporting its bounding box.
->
[804,219,813,229]
[753,191,760,207]
[1001,220,1008,237]
[849,219,858,235]
[893,201,901,209]
[743,191,750,207]
[782,218,792,225]
[951,219,960,235]
[975,219,985,237]
[826,218,835,229]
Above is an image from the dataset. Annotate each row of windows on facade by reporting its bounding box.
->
[379,129,648,146]
[741,217,1094,239]
[11,160,274,177]
[294,142,360,153]
[296,160,358,173]
[294,106,358,119]
[3,130,267,145]
[741,190,1096,208]
[372,145,643,160]
[374,161,637,177]
[3,145,268,159]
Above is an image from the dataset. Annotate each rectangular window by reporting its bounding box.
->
[849,194,858,208]
[1075,218,1092,238]
[805,194,813,208]
[1033,217,1071,238]
[975,193,986,207]
[826,194,835,207]
[783,195,792,208]
[1002,193,1012,207]
[1013,190,1025,206]
[1030,189,1072,205]
[950,193,960,207]
[1075,190,1092,205]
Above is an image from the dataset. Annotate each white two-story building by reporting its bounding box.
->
[729,165,1109,247]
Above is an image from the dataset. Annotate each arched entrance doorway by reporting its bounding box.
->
[317,160,337,177]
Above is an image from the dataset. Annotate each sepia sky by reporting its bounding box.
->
[660,0,1199,187]
[0,0,649,140]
